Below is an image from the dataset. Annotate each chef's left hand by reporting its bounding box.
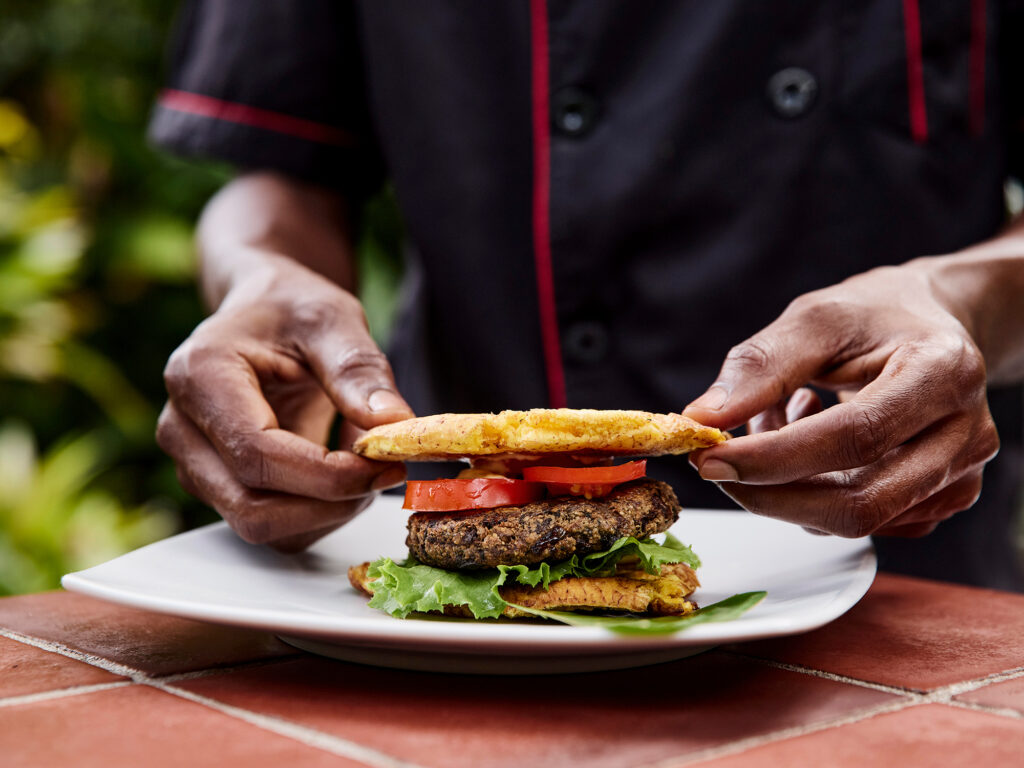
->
[682,262,1000,538]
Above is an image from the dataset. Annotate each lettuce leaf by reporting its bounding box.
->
[579,531,701,575]
[366,558,509,619]
[366,533,701,620]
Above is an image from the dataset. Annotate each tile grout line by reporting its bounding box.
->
[0,681,133,709]
[151,656,299,685]
[727,650,1024,705]
[0,626,295,687]
[0,627,144,680]
[639,698,920,768]
[944,697,1024,720]
[150,681,429,768]
[720,651,913,697]
[938,663,1024,698]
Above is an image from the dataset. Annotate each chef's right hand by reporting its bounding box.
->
[156,255,413,552]
[683,262,999,539]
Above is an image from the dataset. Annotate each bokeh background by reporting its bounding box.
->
[0,0,403,595]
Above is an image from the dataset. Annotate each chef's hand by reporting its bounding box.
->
[683,262,1000,538]
[157,255,413,551]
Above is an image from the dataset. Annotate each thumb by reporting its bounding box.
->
[300,311,414,430]
[682,321,834,430]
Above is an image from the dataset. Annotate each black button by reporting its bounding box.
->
[552,86,599,137]
[563,321,609,364]
[767,68,818,118]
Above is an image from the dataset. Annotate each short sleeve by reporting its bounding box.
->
[148,0,384,195]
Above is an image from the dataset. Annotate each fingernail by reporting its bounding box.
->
[368,389,407,413]
[371,466,406,491]
[698,458,739,482]
[688,386,728,412]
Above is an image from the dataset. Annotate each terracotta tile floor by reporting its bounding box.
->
[696,705,1024,767]
[0,591,297,676]
[1,574,1023,768]
[175,652,895,768]
[0,634,124,698]
[728,573,1024,691]
[956,676,1024,715]
[0,685,364,768]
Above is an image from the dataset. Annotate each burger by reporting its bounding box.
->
[348,408,727,622]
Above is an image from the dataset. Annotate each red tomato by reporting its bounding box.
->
[522,460,647,498]
[403,478,547,512]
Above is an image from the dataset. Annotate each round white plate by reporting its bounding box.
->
[62,495,875,675]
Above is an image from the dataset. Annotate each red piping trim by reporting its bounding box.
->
[901,0,928,143]
[529,0,567,408]
[969,0,986,137]
[158,89,356,147]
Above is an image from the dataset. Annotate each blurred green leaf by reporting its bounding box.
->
[0,421,178,596]
[109,212,195,283]
[0,0,405,594]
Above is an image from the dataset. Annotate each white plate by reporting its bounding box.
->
[62,496,876,675]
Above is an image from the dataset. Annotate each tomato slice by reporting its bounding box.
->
[522,460,647,499]
[403,478,547,512]
[522,459,647,485]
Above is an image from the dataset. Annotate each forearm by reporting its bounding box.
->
[196,172,356,310]
[912,213,1024,385]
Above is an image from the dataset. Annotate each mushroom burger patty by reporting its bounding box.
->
[405,478,681,570]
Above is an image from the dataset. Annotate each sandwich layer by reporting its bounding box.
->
[352,408,726,462]
[406,478,681,570]
[348,560,699,617]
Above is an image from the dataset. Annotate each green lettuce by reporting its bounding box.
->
[367,533,704,621]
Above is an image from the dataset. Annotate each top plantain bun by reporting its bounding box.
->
[352,408,727,463]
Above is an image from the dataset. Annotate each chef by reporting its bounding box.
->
[151,1,1024,589]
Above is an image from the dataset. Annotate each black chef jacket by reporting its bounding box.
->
[150,0,1024,590]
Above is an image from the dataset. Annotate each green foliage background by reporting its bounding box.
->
[0,0,403,594]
